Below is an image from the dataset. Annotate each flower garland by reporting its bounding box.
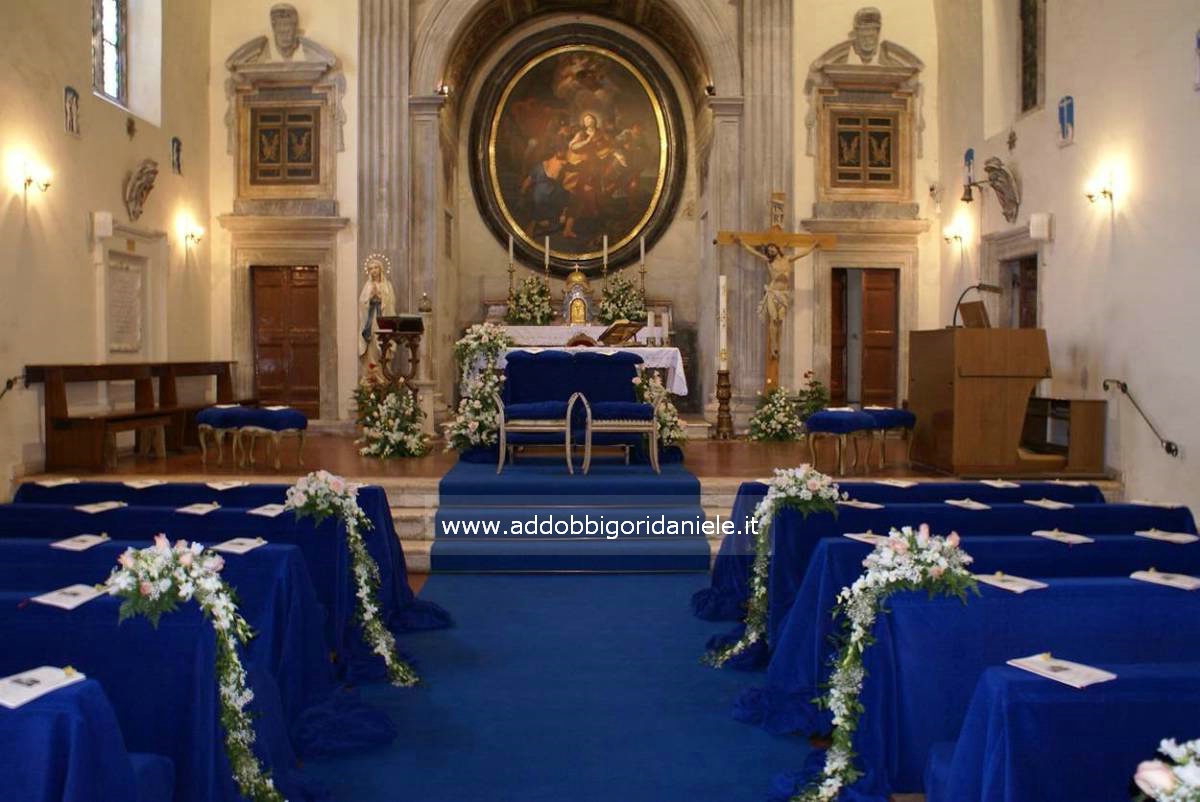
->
[749,373,830,442]
[704,466,842,667]
[445,323,514,452]
[353,377,428,458]
[633,371,684,448]
[597,272,646,324]
[286,471,419,687]
[791,524,977,801]
[505,276,554,325]
[105,536,284,802]
[1135,738,1200,801]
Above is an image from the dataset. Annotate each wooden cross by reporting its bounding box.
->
[715,193,837,391]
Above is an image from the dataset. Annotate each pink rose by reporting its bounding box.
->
[209,555,225,572]
[807,479,822,492]
[947,532,961,548]
[174,539,188,552]
[139,581,153,596]
[930,566,945,578]
[153,533,170,552]
[118,551,134,569]
[892,538,909,555]
[179,551,194,567]
[1134,760,1178,797]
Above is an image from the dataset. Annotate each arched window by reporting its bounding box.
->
[92,0,128,105]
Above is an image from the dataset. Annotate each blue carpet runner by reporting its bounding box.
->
[432,459,710,572]
[304,574,807,802]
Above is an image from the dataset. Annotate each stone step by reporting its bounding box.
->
[399,534,725,574]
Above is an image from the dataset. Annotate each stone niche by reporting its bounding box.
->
[223,3,346,216]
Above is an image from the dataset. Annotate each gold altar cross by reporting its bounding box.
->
[715,193,837,391]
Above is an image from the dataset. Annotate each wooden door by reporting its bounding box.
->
[1016,256,1038,328]
[251,266,320,418]
[860,268,899,406]
[830,268,848,404]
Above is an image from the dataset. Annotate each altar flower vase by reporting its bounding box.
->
[1135,760,1179,796]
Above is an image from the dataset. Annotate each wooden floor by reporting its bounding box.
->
[78,433,942,482]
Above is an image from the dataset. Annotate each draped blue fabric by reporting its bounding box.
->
[8,483,452,635]
[738,533,1200,736]
[696,485,1184,627]
[860,408,917,429]
[194,407,245,428]
[804,410,876,434]
[783,579,1200,800]
[0,591,327,802]
[194,406,308,431]
[924,663,1200,802]
[0,678,173,802]
[0,539,395,762]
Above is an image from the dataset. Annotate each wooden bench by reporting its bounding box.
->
[25,364,171,471]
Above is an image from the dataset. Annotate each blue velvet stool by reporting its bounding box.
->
[194,405,242,465]
[862,406,917,469]
[804,408,876,475]
[233,406,309,469]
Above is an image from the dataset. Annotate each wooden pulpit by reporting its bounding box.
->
[908,328,1051,475]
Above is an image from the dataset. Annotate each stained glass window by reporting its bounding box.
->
[92,0,128,105]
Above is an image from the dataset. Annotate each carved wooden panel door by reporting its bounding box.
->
[251,266,320,418]
[830,268,848,405]
[860,268,899,407]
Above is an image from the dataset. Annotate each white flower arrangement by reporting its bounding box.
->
[597,272,646,324]
[285,471,419,687]
[505,276,554,325]
[105,535,284,802]
[632,372,684,448]
[446,323,514,452]
[704,466,842,667]
[1135,738,1200,801]
[749,375,829,442]
[792,524,977,802]
[354,378,428,458]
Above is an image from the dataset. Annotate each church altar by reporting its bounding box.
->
[486,345,688,396]
[499,324,666,347]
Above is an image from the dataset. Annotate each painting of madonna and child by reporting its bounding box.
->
[475,36,684,271]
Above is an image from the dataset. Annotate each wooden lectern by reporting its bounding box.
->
[908,329,1051,475]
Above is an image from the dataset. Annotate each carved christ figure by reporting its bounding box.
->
[731,237,820,365]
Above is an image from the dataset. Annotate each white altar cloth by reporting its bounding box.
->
[500,324,665,346]
[488,346,688,396]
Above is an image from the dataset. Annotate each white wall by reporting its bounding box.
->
[0,0,213,496]
[937,0,1200,507]
[207,0,359,419]
[792,0,943,386]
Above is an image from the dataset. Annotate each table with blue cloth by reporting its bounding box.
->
[772,579,1200,801]
[0,591,320,802]
[0,677,174,802]
[692,480,1109,621]
[11,482,451,633]
[925,663,1200,802]
[738,533,1200,736]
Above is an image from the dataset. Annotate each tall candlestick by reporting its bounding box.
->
[639,236,645,265]
[603,235,609,266]
[662,309,671,344]
[544,235,551,287]
[718,274,728,371]
[646,310,655,344]
[638,236,648,295]
[508,234,514,264]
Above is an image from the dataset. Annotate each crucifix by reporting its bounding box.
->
[715,193,837,391]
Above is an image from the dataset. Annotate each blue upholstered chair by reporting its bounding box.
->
[804,408,876,475]
[233,406,309,469]
[572,351,660,474]
[495,350,584,474]
[862,405,917,468]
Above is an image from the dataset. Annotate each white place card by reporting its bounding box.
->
[31,584,104,611]
[1051,479,1092,487]
[211,537,267,555]
[1031,529,1094,545]
[75,501,127,515]
[1132,499,1183,509]
[753,478,774,485]
[1135,529,1200,545]
[843,531,889,546]
[34,477,79,488]
[975,572,1049,594]
[1007,653,1117,689]
[825,406,856,412]
[838,499,885,510]
[213,404,239,409]
[264,405,290,411]
[178,502,220,516]
[123,479,166,490]
[1131,570,1200,591]
[0,667,86,709]
[50,533,110,552]
[863,405,894,411]
[1024,498,1075,510]
[946,498,991,511]
[874,479,917,489]
[206,481,247,491]
[248,503,287,518]
[980,479,1020,489]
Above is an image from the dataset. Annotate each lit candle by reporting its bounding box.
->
[662,309,671,342]
[603,235,609,267]
[718,274,728,371]
[544,236,550,268]
[646,310,655,343]
[639,236,645,265]
[508,234,514,264]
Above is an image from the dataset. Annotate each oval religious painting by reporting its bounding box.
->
[470,26,686,276]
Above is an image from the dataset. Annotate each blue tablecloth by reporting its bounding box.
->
[738,533,1200,736]
[0,678,174,802]
[925,663,1200,802]
[692,480,1110,622]
[0,591,321,802]
[11,481,452,634]
[772,579,1200,800]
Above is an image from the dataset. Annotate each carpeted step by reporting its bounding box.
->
[430,537,712,572]
[439,461,700,509]
[434,505,708,540]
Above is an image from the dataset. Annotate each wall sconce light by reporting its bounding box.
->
[436,83,451,97]
[942,228,963,245]
[23,162,52,193]
[705,83,716,96]
[1085,180,1114,205]
[184,226,204,248]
